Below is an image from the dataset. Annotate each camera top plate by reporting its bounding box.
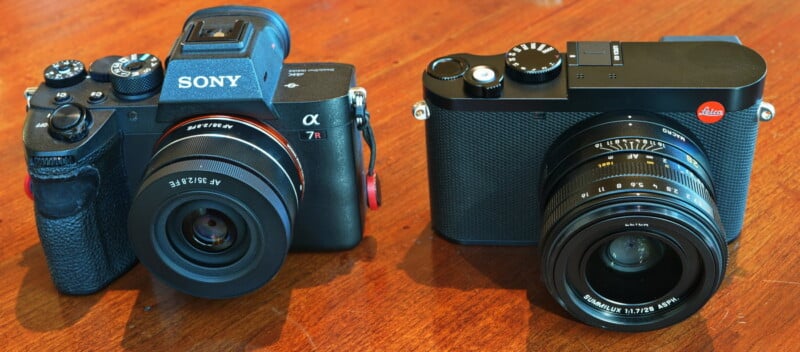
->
[423,41,766,112]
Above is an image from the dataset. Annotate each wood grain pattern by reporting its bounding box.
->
[1,0,798,350]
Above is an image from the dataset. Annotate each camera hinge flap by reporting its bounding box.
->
[349,87,381,210]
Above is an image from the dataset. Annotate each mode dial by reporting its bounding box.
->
[505,42,562,83]
[110,53,163,97]
[43,59,87,88]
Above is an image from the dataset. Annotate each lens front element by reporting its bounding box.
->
[602,234,666,274]
[183,208,236,252]
[588,233,680,304]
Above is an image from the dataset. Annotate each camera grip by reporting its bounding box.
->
[28,138,136,294]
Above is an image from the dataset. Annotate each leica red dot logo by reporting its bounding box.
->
[697,101,725,124]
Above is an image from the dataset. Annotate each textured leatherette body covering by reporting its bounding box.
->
[29,137,136,294]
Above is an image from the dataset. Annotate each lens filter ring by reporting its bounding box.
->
[130,159,292,298]
[544,204,724,331]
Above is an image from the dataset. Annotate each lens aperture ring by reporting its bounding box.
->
[542,113,715,199]
[543,155,718,237]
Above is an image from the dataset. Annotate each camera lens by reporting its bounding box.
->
[128,115,303,298]
[540,113,727,331]
[182,208,236,252]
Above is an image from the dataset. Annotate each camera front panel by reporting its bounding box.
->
[425,103,759,244]
[425,106,591,245]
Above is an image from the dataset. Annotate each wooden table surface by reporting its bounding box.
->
[2,0,798,351]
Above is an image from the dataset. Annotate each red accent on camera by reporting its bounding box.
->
[24,175,33,200]
[366,172,381,210]
[697,101,725,124]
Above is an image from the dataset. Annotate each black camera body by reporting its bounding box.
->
[23,7,377,298]
[422,39,767,245]
[419,38,771,331]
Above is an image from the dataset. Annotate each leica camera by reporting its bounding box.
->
[415,37,773,331]
[23,6,380,299]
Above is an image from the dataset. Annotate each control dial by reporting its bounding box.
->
[427,57,469,80]
[110,53,163,97]
[43,59,87,88]
[48,103,91,142]
[505,42,562,83]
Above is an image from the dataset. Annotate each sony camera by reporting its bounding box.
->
[23,6,380,299]
[416,37,773,331]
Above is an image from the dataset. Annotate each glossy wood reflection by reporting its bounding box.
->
[1,0,799,351]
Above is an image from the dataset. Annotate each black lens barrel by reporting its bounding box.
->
[540,112,727,331]
[128,116,303,298]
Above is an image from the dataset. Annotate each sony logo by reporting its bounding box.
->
[177,75,242,89]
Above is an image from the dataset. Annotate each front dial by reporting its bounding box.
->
[505,42,562,83]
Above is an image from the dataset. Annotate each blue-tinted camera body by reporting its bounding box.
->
[23,6,377,298]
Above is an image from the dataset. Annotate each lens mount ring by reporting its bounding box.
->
[153,115,304,207]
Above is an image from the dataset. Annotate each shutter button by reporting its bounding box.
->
[463,65,504,98]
